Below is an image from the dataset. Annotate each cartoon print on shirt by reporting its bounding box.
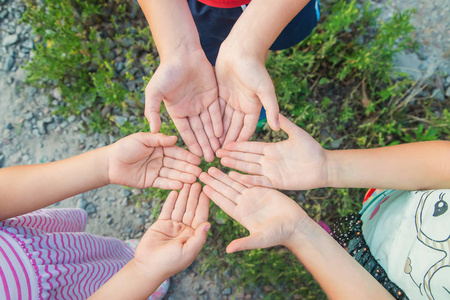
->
[404,191,450,299]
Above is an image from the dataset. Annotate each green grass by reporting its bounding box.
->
[21,0,450,298]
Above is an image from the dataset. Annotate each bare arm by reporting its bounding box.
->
[0,133,202,221]
[0,149,108,221]
[224,0,310,61]
[137,0,201,61]
[219,114,450,191]
[325,141,450,190]
[200,168,392,299]
[286,220,393,299]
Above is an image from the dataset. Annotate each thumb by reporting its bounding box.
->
[258,84,280,131]
[278,114,301,137]
[184,222,211,256]
[226,233,266,253]
[154,133,178,147]
[136,132,177,148]
[145,91,163,133]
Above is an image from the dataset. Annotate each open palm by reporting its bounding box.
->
[217,115,327,190]
[215,49,280,146]
[200,167,307,253]
[108,133,202,190]
[134,183,210,278]
[145,50,222,162]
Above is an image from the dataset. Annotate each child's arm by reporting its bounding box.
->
[137,0,222,162]
[0,133,202,221]
[88,183,210,300]
[200,168,393,299]
[215,0,310,145]
[218,114,450,190]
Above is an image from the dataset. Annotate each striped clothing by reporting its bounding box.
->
[0,209,134,300]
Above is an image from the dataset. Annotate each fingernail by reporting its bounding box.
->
[205,224,211,232]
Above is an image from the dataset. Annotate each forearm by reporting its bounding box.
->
[89,259,165,300]
[325,141,450,190]
[223,0,310,60]
[0,147,109,220]
[285,219,393,299]
[137,0,203,61]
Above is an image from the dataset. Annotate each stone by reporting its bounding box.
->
[46,123,57,131]
[445,87,450,98]
[114,115,127,126]
[0,153,5,168]
[67,115,76,123]
[3,55,15,72]
[107,197,116,202]
[22,39,34,50]
[77,198,88,210]
[107,218,114,225]
[0,10,8,20]
[222,287,232,295]
[121,189,132,197]
[393,52,423,80]
[432,88,445,101]
[131,217,145,231]
[6,123,13,130]
[330,137,344,149]
[84,203,97,215]
[2,34,19,47]
[36,120,46,135]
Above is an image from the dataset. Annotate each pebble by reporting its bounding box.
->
[2,34,18,47]
[222,287,232,295]
[445,87,450,98]
[3,54,15,71]
[6,123,13,130]
[0,153,5,168]
[84,203,97,215]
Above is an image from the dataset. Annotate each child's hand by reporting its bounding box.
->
[133,183,210,278]
[217,114,327,190]
[144,50,222,162]
[215,45,280,146]
[200,167,308,253]
[107,132,202,189]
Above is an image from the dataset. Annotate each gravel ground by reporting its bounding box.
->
[0,0,448,299]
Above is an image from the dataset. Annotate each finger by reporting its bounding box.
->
[171,184,190,222]
[200,110,221,153]
[183,222,211,257]
[163,157,202,177]
[228,171,274,189]
[279,114,301,137]
[183,182,202,226]
[208,99,223,138]
[219,104,233,145]
[216,149,263,164]
[203,185,236,216]
[237,114,258,142]
[191,192,210,229]
[222,110,245,147]
[226,233,266,253]
[200,171,239,205]
[172,118,203,158]
[189,115,215,163]
[152,178,184,190]
[163,146,201,165]
[144,90,163,133]
[220,157,262,175]
[159,167,197,183]
[208,167,246,194]
[159,190,179,220]
[258,83,280,131]
[222,141,265,155]
[134,132,178,148]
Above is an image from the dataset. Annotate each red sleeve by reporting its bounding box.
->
[197,0,251,8]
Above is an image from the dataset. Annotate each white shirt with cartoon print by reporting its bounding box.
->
[360,189,450,300]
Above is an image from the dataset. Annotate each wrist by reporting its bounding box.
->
[323,149,341,188]
[283,216,321,251]
[129,258,167,286]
